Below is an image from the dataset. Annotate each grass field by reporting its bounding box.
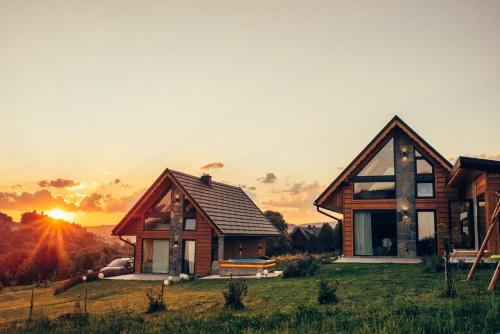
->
[0,262,498,333]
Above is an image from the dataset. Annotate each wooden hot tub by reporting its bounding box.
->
[218,259,276,276]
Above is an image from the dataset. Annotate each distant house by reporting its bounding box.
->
[112,169,281,276]
[290,223,336,251]
[315,116,500,258]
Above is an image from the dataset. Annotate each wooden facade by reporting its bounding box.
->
[112,169,280,277]
[316,116,500,257]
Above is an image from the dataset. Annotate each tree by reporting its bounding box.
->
[318,223,336,252]
[264,210,288,234]
[264,210,292,256]
[0,212,13,224]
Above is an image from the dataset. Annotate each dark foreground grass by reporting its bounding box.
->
[1,263,499,333]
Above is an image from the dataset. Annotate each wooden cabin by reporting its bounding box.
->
[315,116,500,259]
[112,169,281,276]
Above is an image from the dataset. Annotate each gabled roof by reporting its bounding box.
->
[113,169,281,236]
[315,115,453,207]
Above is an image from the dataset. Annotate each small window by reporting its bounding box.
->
[416,159,433,174]
[184,218,196,231]
[417,183,434,198]
[354,182,396,200]
[415,149,435,198]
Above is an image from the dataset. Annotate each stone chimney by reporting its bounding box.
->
[201,174,212,187]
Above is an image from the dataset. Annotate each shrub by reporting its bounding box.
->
[317,278,338,305]
[223,280,248,310]
[283,257,319,278]
[145,290,166,314]
[422,256,444,273]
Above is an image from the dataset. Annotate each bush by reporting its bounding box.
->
[422,256,444,273]
[283,257,319,278]
[317,278,338,305]
[223,280,248,310]
[54,272,99,295]
[145,290,166,314]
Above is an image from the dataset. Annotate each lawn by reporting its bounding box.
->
[0,262,498,333]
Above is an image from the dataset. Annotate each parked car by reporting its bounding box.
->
[100,257,134,274]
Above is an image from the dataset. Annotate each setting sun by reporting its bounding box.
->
[46,209,75,222]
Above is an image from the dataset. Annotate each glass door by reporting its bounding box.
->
[142,239,169,273]
[449,200,475,249]
[183,240,196,274]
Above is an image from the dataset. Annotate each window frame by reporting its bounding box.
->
[353,138,397,201]
[183,214,197,231]
[414,149,436,199]
[416,210,437,256]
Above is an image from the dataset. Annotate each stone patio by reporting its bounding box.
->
[335,256,422,264]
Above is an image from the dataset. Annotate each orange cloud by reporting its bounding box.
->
[200,162,224,170]
[0,190,78,212]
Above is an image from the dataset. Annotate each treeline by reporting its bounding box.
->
[0,211,132,286]
[264,211,340,256]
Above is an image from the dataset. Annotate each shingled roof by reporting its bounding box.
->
[112,169,281,236]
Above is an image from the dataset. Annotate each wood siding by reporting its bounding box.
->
[340,140,458,257]
[134,213,214,276]
[486,172,500,252]
[223,237,265,259]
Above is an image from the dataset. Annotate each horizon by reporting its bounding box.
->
[1,1,499,227]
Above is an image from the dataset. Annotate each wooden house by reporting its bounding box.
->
[112,170,281,276]
[315,116,500,259]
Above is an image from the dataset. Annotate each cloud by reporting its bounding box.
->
[0,189,79,212]
[239,184,257,191]
[200,162,224,170]
[79,193,105,212]
[104,191,143,212]
[38,178,81,189]
[263,182,322,208]
[114,179,121,184]
[258,173,277,184]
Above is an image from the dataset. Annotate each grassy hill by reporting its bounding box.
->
[0,262,498,333]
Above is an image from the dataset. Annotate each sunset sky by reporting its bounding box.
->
[1,1,499,226]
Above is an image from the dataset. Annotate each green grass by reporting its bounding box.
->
[0,263,498,333]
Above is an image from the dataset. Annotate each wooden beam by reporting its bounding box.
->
[466,193,500,281]
[487,261,500,291]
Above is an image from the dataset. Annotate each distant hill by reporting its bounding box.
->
[85,225,117,242]
[0,211,132,285]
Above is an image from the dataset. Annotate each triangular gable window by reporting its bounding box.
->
[354,138,396,200]
[357,138,395,177]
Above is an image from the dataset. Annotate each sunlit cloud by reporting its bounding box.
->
[200,162,224,170]
[0,189,78,212]
[258,172,277,184]
[38,178,82,189]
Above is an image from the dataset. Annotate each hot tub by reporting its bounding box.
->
[218,259,276,276]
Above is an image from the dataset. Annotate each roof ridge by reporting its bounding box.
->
[168,169,243,190]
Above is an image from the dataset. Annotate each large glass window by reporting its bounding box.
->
[354,182,396,200]
[354,211,397,256]
[145,216,171,231]
[417,211,436,256]
[154,190,172,212]
[358,138,395,176]
[415,149,435,198]
[142,239,169,273]
[354,138,396,200]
